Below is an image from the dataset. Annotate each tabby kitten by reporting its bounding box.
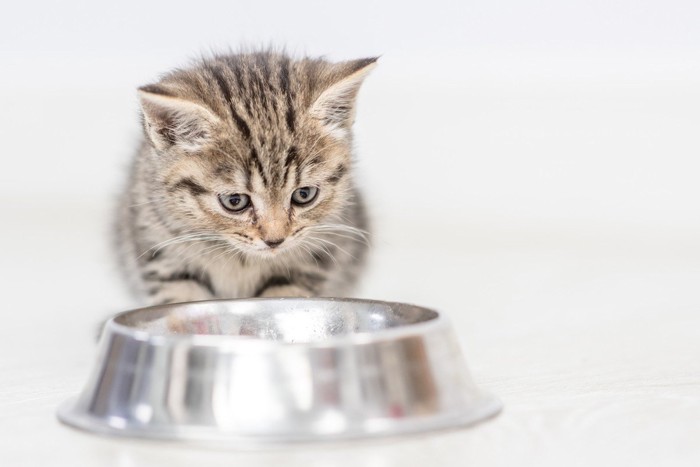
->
[116,51,375,305]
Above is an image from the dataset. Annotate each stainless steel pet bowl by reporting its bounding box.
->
[58,298,501,445]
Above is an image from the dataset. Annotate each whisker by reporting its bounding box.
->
[296,242,320,268]
[304,235,357,260]
[301,238,339,265]
[313,230,371,247]
[137,231,223,260]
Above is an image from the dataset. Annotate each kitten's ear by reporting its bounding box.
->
[138,85,222,152]
[310,57,378,137]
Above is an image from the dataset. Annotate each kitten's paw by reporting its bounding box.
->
[258,285,313,298]
[147,281,214,306]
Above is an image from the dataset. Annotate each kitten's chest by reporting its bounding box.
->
[200,254,273,298]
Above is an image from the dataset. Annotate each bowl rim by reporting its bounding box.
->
[105,297,449,349]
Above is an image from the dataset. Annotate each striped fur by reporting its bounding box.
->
[116,51,375,304]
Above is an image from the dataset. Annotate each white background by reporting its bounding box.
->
[2,2,700,466]
[2,0,700,231]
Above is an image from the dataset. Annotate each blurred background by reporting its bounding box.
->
[3,0,700,314]
[2,0,699,310]
[1,0,699,316]
[2,1,700,465]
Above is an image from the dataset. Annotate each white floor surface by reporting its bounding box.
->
[1,198,699,466]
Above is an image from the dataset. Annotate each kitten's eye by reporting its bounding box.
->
[291,186,319,206]
[218,193,251,212]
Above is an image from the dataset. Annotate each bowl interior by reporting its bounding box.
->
[113,299,438,343]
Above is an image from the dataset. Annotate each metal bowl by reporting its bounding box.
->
[58,298,501,446]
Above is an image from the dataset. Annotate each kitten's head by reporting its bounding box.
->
[137,52,375,258]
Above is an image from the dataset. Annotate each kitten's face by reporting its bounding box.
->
[159,126,352,258]
[139,54,374,259]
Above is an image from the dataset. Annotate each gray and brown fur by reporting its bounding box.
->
[116,51,375,304]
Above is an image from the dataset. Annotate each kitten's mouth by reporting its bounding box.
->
[258,246,283,254]
[226,233,303,259]
[244,240,295,257]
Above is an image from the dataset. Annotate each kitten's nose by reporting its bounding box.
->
[264,238,285,248]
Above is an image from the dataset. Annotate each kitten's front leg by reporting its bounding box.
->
[254,275,316,298]
[257,284,313,298]
[96,276,213,341]
[144,274,215,305]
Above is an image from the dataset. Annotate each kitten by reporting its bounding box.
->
[115,51,375,305]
